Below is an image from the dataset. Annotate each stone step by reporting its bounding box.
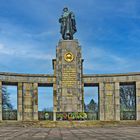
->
[1,120,140,128]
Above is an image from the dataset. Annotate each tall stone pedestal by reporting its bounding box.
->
[54,40,83,112]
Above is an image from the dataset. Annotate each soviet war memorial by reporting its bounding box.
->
[0,6,139,122]
[1,1,140,140]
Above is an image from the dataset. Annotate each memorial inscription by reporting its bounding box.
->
[62,67,77,87]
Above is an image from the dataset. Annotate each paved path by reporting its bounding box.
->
[0,126,140,140]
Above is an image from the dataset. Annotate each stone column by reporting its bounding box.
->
[17,83,23,121]
[104,82,115,121]
[99,83,105,120]
[53,59,57,121]
[33,83,38,120]
[53,88,57,109]
[114,82,120,121]
[136,82,140,120]
[53,59,57,112]
[0,81,2,121]
[82,82,84,112]
[23,83,33,121]
[53,112,56,121]
[53,84,57,121]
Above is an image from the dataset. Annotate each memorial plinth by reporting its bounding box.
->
[54,40,84,112]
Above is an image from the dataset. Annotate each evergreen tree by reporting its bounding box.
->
[2,86,13,111]
[84,103,87,112]
[85,99,98,112]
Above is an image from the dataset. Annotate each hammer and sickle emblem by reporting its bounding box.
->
[64,52,74,62]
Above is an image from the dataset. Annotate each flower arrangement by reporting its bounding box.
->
[56,112,87,121]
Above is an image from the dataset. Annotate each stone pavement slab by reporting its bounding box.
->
[0,126,140,140]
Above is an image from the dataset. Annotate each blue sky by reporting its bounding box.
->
[84,87,98,105]
[38,87,53,111]
[0,0,140,110]
[0,0,140,74]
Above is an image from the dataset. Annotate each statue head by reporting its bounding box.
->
[63,7,68,12]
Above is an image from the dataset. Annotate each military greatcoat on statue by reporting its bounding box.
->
[59,7,77,40]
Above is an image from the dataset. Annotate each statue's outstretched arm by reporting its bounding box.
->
[59,18,62,23]
[59,15,63,23]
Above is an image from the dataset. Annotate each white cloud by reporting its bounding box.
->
[0,43,54,60]
[83,46,132,73]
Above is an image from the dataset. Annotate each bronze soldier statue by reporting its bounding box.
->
[59,7,77,40]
